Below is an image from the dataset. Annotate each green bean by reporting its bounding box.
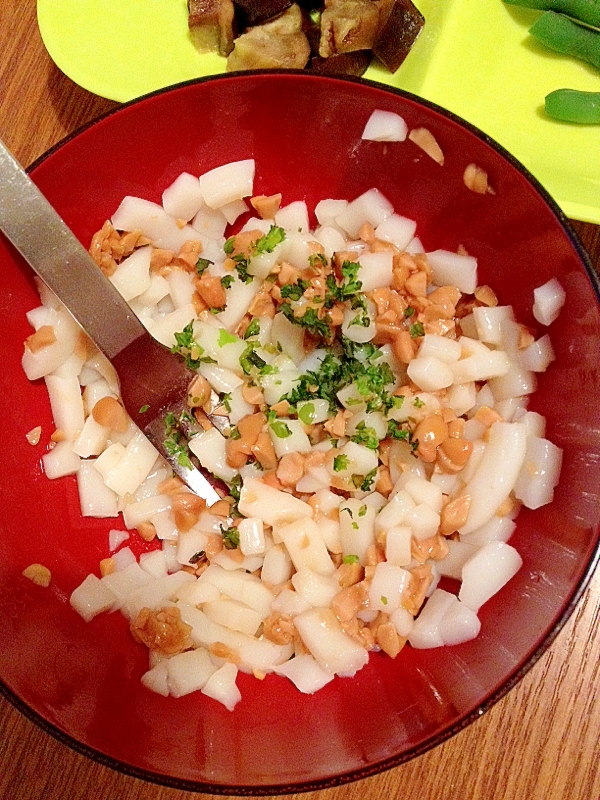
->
[530,11,600,69]
[503,0,600,29]
[545,88,600,121]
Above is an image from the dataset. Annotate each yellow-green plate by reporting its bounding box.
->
[37,0,600,223]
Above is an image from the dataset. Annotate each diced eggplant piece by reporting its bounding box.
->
[188,0,236,56]
[233,0,292,29]
[372,0,424,73]
[310,49,371,76]
[319,0,380,58]
[227,5,311,71]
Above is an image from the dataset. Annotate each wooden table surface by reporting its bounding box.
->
[1,3,599,799]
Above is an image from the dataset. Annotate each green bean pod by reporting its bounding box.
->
[503,0,600,29]
[545,88,600,121]
[530,11,600,69]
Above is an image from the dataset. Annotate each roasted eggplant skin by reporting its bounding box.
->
[311,49,371,76]
[372,0,425,73]
[188,0,425,77]
[234,0,293,29]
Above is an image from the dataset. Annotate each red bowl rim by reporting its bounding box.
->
[2,69,599,795]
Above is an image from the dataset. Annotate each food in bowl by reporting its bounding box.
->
[21,110,564,712]
[6,71,600,791]
[188,0,425,75]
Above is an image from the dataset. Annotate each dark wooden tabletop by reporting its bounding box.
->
[1,2,599,799]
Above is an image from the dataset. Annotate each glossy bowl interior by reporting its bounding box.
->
[0,72,599,794]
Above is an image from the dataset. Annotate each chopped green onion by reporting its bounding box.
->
[298,402,315,425]
[270,420,292,438]
[333,454,349,472]
[218,328,238,347]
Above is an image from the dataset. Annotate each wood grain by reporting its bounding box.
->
[1,2,599,799]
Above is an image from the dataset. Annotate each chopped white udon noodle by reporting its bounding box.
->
[22,153,564,711]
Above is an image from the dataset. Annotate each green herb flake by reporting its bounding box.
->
[280,279,309,301]
[298,402,315,425]
[163,411,194,470]
[381,595,388,606]
[218,328,238,347]
[309,252,328,269]
[164,411,177,432]
[229,474,242,500]
[358,504,367,517]
[333,454,349,472]
[224,230,283,285]
[404,306,415,318]
[220,525,240,550]
[244,318,260,339]
[350,310,371,328]
[224,241,253,284]
[323,259,364,308]
[240,343,268,375]
[179,409,195,426]
[195,257,213,276]
[171,322,204,369]
[340,260,362,296]
[163,436,194,471]
[279,302,332,339]
[345,397,363,407]
[235,260,253,284]
[270,419,292,439]
[413,396,426,409]
[254,225,286,255]
[174,322,196,349]
[343,554,360,564]
[350,421,380,450]
[409,321,425,338]
[347,294,372,328]
[387,419,412,442]
[220,275,235,290]
[284,339,396,415]
[139,404,150,414]
[360,468,377,492]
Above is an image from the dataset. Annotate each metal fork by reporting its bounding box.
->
[0,138,221,504]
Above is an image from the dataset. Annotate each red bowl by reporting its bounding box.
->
[1,72,599,793]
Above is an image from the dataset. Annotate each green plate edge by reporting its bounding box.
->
[37,0,600,225]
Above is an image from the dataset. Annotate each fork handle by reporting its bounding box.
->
[0,138,145,359]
